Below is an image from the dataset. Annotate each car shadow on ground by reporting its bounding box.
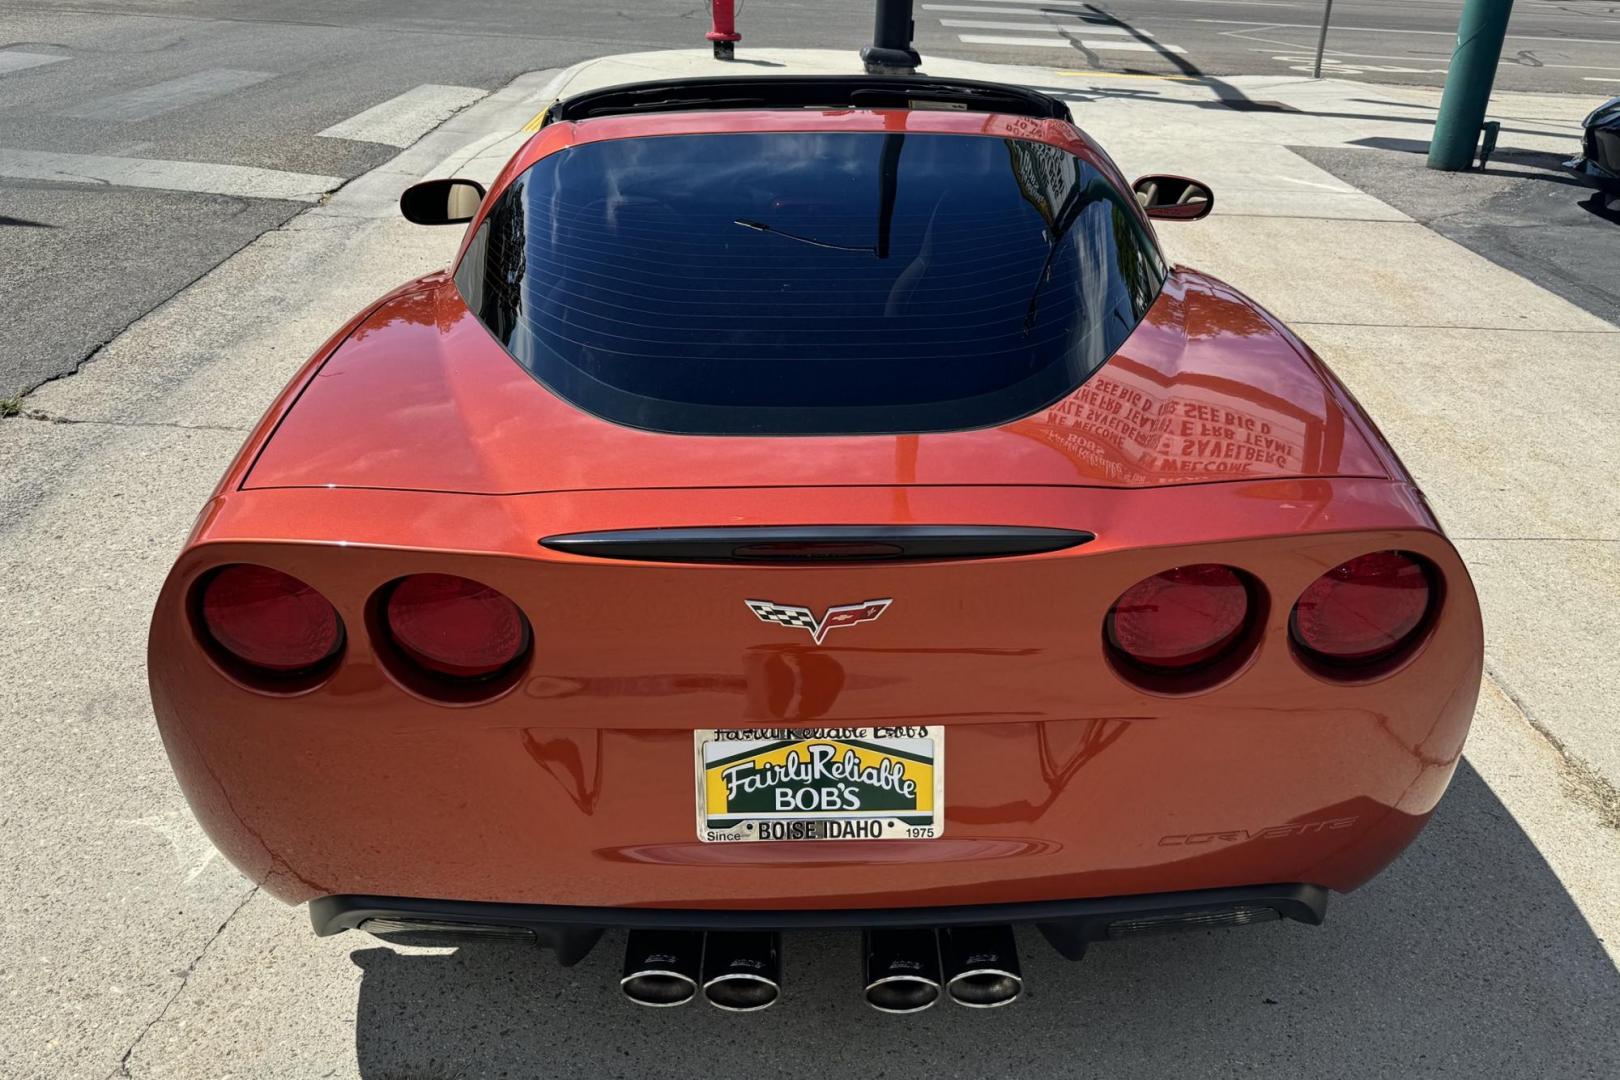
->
[348,760,1618,1079]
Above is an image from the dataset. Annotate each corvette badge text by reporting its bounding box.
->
[1158,815,1359,846]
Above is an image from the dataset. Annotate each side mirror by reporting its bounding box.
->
[1132,175,1214,221]
[399,178,486,225]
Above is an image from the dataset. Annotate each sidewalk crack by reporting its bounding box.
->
[1,410,249,433]
[1485,665,1620,831]
[105,885,259,1080]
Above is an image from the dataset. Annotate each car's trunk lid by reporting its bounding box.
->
[243,271,1387,494]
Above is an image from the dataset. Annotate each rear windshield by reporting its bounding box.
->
[454,130,1166,436]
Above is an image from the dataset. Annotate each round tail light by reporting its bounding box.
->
[1106,564,1251,671]
[199,564,343,673]
[1291,551,1433,665]
[384,574,529,679]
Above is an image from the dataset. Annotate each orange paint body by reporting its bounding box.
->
[148,106,1482,914]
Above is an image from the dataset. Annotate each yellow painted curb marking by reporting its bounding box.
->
[519,102,553,134]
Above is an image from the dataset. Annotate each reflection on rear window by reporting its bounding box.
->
[455,131,1165,435]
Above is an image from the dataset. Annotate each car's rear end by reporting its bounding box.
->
[149,476,1479,999]
[148,76,1482,1012]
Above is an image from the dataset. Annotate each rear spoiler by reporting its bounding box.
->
[545,74,1073,124]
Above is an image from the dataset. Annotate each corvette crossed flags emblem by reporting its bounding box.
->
[745,598,893,645]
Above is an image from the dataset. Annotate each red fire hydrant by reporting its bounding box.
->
[708,0,741,60]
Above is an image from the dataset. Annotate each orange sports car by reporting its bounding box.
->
[148,75,1483,1014]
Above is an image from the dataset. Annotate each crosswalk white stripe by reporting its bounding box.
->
[940,19,1136,34]
[1191,16,1620,45]
[923,3,1112,17]
[317,84,488,148]
[61,69,277,122]
[956,34,1189,53]
[931,0,1101,5]
[0,50,69,75]
[0,148,342,202]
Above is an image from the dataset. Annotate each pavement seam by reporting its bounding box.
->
[1453,536,1620,543]
[1215,214,1411,222]
[1292,320,1618,333]
[103,885,261,1080]
[1482,666,1620,831]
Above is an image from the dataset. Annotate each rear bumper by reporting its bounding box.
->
[311,882,1329,965]
[150,480,1482,910]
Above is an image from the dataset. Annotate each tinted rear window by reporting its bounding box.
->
[455,130,1165,435]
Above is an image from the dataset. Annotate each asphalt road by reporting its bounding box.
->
[4,0,1619,400]
[914,0,1620,89]
[0,0,875,399]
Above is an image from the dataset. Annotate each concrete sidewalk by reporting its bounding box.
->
[3,48,1617,1080]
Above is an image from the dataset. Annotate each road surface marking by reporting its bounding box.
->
[956,34,1189,52]
[1275,54,1450,76]
[940,19,1136,34]
[1193,17,1620,45]
[317,84,488,147]
[1585,77,1620,83]
[923,0,1102,6]
[924,4,1114,17]
[0,148,341,202]
[1274,175,1356,193]
[0,50,68,75]
[62,69,277,122]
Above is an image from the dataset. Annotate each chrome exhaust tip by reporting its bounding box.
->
[621,929,701,1007]
[862,928,942,1013]
[939,925,1022,1008]
[701,930,781,1011]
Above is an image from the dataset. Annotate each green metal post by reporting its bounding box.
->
[1427,0,1516,171]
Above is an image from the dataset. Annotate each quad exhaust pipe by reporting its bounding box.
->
[863,928,942,1013]
[701,930,782,1011]
[623,924,1018,1011]
[938,924,1022,1008]
[621,929,781,1011]
[863,925,1022,1011]
[621,929,703,1007]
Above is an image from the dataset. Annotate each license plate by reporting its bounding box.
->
[694,726,944,843]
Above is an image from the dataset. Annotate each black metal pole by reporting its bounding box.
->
[1312,0,1335,79]
[862,0,921,75]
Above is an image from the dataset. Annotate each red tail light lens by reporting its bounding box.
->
[1106,564,1251,671]
[200,565,343,673]
[1291,551,1432,665]
[384,574,529,679]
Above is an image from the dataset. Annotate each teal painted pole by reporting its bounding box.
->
[1428,0,1516,170]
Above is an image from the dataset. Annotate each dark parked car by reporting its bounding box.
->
[1568,96,1620,193]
